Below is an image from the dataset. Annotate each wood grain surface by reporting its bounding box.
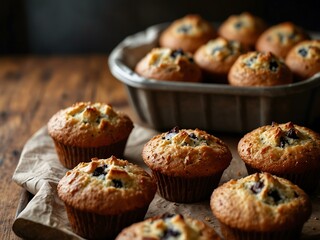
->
[0,55,135,239]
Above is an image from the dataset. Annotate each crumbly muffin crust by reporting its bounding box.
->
[48,102,134,147]
[116,213,221,240]
[194,37,248,81]
[210,172,312,232]
[135,48,202,82]
[142,127,232,177]
[218,12,267,48]
[57,156,157,215]
[228,51,293,86]
[159,14,216,53]
[238,122,320,173]
[256,22,310,59]
[285,40,320,81]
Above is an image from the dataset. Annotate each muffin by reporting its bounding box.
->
[210,172,312,240]
[48,102,134,169]
[228,51,293,86]
[57,156,157,239]
[159,14,216,53]
[115,213,221,240]
[256,22,310,60]
[218,12,267,49]
[194,37,248,83]
[142,127,232,203]
[135,48,202,82]
[285,40,320,81]
[238,121,320,193]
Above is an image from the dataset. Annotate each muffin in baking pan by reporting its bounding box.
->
[228,51,293,86]
[218,12,267,49]
[135,47,202,82]
[256,22,310,60]
[159,14,216,53]
[194,37,249,83]
[285,39,320,82]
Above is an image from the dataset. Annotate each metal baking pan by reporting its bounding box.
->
[108,23,320,133]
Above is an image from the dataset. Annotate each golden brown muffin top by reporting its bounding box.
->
[57,156,157,215]
[194,38,248,83]
[256,22,310,59]
[142,127,232,177]
[211,172,312,232]
[169,14,213,37]
[48,102,134,147]
[290,40,320,60]
[135,48,202,82]
[241,51,284,71]
[139,48,194,68]
[197,37,246,62]
[285,40,320,80]
[159,14,216,53]
[228,51,293,86]
[116,213,221,240]
[218,12,267,47]
[238,122,320,173]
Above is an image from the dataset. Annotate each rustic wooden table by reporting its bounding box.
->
[0,55,136,239]
[1,55,319,240]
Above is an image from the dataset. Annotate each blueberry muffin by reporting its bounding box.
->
[159,14,216,53]
[194,37,248,83]
[256,22,310,59]
[142,127,232,203]
[285,40,320,81]
[228,51,293,86]
[135,48,202,82]
[48,102,134,169]
[211,172,312,240]
[116,213,221,240]
[238,122,320,193]
[57,156,157,239]
[218,12,267,49]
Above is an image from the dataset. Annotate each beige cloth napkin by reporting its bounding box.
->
[15,124,320,239]
[12,124,247,239]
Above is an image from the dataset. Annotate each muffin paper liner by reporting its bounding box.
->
[53,138,128,169]
[245,164,320,194]
[220,222,303,240]
[65,204,149,239]
[152,170,224,203]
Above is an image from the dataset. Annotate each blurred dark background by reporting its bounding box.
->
[1,0,319,55]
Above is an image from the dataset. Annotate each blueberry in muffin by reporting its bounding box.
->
[116,213,221,240]
[194,37,249,83]
[135,48,202,82]
[238,121,320,193]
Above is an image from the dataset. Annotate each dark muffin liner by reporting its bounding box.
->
[152,170,224,203]
[245,164,320,194]
[65,204,149,240]
[220,222,303,240]
[52,138,128,169]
